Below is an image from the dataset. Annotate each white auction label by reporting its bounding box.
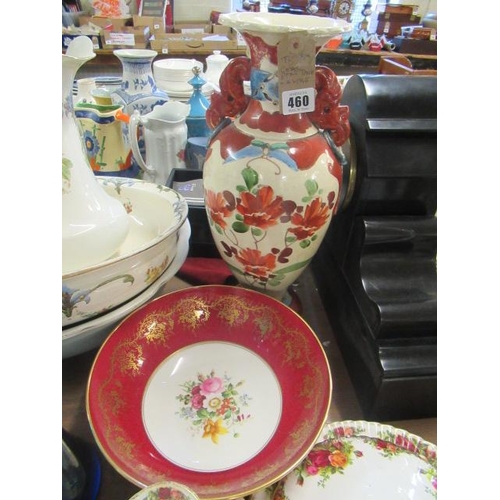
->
[281,88,315,115]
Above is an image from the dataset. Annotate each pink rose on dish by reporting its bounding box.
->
[200,377,224,396]
[191,392,205,410]
[308,449,331,469]
[306,464,319,475]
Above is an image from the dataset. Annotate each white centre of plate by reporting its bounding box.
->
[142,341,282,472]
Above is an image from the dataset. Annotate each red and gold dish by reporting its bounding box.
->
[87,285,331,499]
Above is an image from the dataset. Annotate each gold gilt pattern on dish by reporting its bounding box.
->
[97,348,139,466]
[177,298,212,329]
[214,296,251,325]
[107,385,126,416]
[138,312,175,345]
[117,342,144,376]
[300,373,320,410]
[253,313,274,337]
[135,463,165,486]
[96,292,327,485]
[288,418,313,450]
[113,434,136,461]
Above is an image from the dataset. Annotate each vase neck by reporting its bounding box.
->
[118,56,158,95]
[62,55,91,101]
[239,32,317,137]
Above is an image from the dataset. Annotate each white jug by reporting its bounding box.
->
[204,50,229,92]
[129,101,190,185]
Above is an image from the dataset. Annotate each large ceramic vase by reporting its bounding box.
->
[112,49,169,115]
[203,12,352,302]
[62,36,129,275]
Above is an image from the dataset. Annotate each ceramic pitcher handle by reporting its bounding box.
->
[128,111,157,177]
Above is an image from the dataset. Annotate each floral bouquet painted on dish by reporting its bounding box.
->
[176,370,252,444]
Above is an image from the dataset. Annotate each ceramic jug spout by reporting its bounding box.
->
[115,109,130,124]
[146,101,191,123]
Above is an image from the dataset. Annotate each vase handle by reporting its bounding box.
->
[206,56,251,131]
[128,111,157,178]
[310,66,355,213]
[309,65,350,147]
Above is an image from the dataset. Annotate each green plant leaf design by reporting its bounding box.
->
[232,221,249,233]
[197,409,210,419]
[268,277,283,286]
[274,258,311,277]
[270,143,289,150]
[241,167,259,191]
[226,263,246,276]
[62,157,72,182]
[305,179,319,197]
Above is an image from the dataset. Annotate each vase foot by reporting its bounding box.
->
[282,287,303,315]
[224,277,303,315]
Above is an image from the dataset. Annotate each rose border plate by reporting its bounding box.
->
[86,285,332,499]
[252,420,437,500]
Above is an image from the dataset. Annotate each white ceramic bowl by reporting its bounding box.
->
[153,58,203,81]
[155,77,194,93]
[62,177,188,328]
[62,219,191,359]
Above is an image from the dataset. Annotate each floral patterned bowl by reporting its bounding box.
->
[62,177,188,328]
[253,420,437,500]
[87,285,331,499]
[128,481,199,500]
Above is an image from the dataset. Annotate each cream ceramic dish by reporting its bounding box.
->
[128,481,199,500]
[62,177,188,328]
[62,219,190,359]
[251,420,437,500]
[154,58,211,96]
[154,78,196,93]
[153,58,204,81]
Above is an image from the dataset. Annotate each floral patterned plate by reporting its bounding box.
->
[87,285,332,499]
[128,480,199,500]
[252,420,437,500]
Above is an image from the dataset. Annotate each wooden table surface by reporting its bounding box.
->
[62,267,437,499]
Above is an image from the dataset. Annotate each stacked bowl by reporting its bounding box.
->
[62,178,190,358]
[153,58,213,100]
